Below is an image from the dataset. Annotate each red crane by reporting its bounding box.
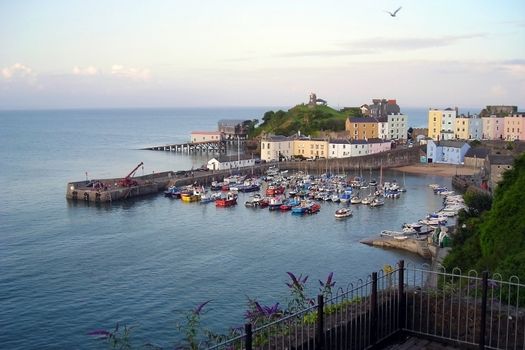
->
[118,162,143,187]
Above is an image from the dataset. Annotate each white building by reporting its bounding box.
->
[328,139,352,158]
[191,131,223,143]
[349,140,369,157]
[377,117,389,140]
[260,135,293,162]
[441,109,456,140]
[387,113,408,140]
[207,155,256,171]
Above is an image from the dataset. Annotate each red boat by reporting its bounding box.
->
[266,184,285,196]
[215,192,237,207]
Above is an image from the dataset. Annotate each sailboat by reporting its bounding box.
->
[399,172,407,192]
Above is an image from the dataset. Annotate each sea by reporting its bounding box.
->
[0,107,451,349]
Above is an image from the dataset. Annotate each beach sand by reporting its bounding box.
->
[391,163,478,177]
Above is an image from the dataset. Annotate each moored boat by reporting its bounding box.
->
[334,208,352,218]
[215,192,237,207]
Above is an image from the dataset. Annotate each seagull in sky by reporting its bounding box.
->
[385,6,402,17]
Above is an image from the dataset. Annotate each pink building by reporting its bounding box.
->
[504,113,525,141]
[367,138,391,154]
[482,116,504,140]
[191,131,223,143]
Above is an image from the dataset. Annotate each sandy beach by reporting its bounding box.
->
[391,163,478,177]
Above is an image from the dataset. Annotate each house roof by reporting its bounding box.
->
[350,139,369,145]
[367,138,390,144]
[213,154,255,163]
[218,119,250,125]
[264,135,291,142]
[488,154,514,165]
[191,131,222,135]
[348,117,379,123]
[329,139,351,145]
[439,140,469,148]
[464,147,490,159]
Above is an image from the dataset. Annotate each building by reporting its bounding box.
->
[260,135,293,162]
[480,105,517,118]
[468,116,483,140]
[426,140,470,165]
[190,131,223,143]
[486,154,514,191]
[454,116,470,140]
[346,117,379,140]
[207,154,256,171]
[369,99,400,118]
[348,140,369,157]
[464,147,489,168]
[308,92,327,106]
[482,115,504,140]
[428,108,457,141]
[328,139,352,158]
[367,138,392,154]
[503,113,525,141]
[377,117,389,140]
[387,113,408,140]
[218,119,252,140]
[292,137,329,159]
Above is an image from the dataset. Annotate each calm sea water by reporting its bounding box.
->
[0,107,449,349]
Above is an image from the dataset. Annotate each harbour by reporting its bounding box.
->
[1,107,447,349]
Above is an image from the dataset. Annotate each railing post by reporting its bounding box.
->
[245,323,252,350]
[398,260,405,330]
[316,294,324,350]
[371,272,378,346]
[479,271,488,350]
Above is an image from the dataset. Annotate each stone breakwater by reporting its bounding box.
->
[66,147,420,202]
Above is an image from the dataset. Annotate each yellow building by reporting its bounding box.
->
[454,116,470,140]
[428,110,442,140]
[345,117,379,140]
[292,137,329,159]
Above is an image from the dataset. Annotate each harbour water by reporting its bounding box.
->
[0,107,451,349]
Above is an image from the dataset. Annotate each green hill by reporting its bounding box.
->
[444,153,525,280]
[250,104,362,138]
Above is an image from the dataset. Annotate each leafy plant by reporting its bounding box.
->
[176,300,212,350]
[285,272,313,312]
[88,323,134,350]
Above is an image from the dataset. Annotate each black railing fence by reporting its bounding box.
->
[207,261,524,350]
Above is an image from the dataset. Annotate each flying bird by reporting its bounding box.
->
[385,6,402,17]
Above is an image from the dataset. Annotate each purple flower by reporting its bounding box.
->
[87,329,112,338]
[319,272,335,288]
[286,272,308,290]
[193,300,212,315]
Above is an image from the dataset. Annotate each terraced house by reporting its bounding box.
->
[503,113,525,141]
[292,137,329,159]
[428,108,456,141]
[345,117,380,140]
[260,135,293,162]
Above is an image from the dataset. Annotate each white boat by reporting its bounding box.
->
[370,198,385,207]
[350,195,362,204]
[334,208,352,218]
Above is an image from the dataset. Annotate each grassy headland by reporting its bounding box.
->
[249,104,362,138]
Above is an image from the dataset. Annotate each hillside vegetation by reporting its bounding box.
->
[444,153,525,280]
[250,104,362,138]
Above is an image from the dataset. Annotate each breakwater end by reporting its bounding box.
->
[360,235,433,259]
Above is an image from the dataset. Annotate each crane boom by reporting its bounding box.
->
[125,162,144,179]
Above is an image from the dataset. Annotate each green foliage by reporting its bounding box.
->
[444,153,525,279]
[252,104,352,137]
[469,139,481,147]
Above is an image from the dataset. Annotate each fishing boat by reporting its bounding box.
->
[180,192,201,202]
[350,195,362,204]
[215,192,237,207]
[334,208,352,218]
[291,201,320,215]
[164,185,182,198]
[268,196,284,211]
[369,198,385,207]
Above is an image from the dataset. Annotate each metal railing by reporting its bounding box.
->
[206,261,524,350]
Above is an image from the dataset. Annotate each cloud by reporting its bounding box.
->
[349,33,487,51]
[72,65,99,76]
[490,84,507,97]
[279,33,486,59]
[1,63,33,80]
[111,65,151,80]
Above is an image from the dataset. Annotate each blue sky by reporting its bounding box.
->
[0,0,524,109]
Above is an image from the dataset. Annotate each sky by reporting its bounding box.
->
[0,0,524,109]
